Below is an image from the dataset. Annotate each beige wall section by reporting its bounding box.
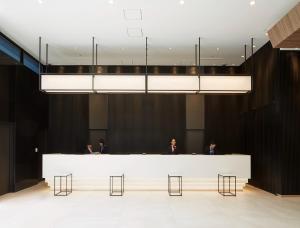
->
[186,94,205,130]
[89,94,108,129]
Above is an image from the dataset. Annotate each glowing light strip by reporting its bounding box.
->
[41,74,251,94]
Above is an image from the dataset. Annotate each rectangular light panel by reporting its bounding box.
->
[41,75,93,92]
[94,75,145,93]
[148,76,199,93]
[41,74,251,94]
[200,76,251,92]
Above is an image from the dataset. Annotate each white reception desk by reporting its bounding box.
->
[43,154,251,191]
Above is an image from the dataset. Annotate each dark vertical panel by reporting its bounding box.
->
[186,95,205,129]
[0,124,12,195]
[280,51,300,194]
[108,94,185,154]
[185,130,205,154]
[48,94,89,154]
[205,95,243,154]
[14,66,48,189]
[0,66,13,122]
[89,94,108,129]
[241,43,282,194]
[203,42,300,194]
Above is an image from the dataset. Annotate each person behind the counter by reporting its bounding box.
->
[98,138,108,154]
[168,138,178,154]
[84,144,94,154]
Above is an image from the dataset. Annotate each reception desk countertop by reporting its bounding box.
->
[43,154,251,191]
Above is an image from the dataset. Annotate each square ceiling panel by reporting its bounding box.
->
[123,9,142,20]
[127,28,143,38]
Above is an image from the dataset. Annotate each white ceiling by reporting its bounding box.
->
[0,0,298,66]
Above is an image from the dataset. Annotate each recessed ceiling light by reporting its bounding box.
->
[250,0,255,6]
[179,0,185,5]
[241,55,245,58]
[38,0,43,4]
[108,0,114,4]
[253,45,256,48]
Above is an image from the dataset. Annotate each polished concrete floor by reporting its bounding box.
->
[0,183,300,228]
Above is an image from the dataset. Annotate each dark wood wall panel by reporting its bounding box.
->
[0,124,12,195]
[242,43,283,194]
[0,63,48,192]
[279,51,300,194]
[48,94,88,154]
[14,66,48,187]
[186,95,205,130]
[0,66,14,122]
[89,94,108,129]
[205,42,300,195]
[205,95,244,154]
[243,105,282,194]
[107,94,186,154]
[185,130,205,154]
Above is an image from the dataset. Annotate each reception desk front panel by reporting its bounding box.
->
[43,154,251,191]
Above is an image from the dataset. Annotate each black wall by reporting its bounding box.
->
[48,94,186,154]
[0,123,14,195]
[279,51,300,194]
[0,63,48,194]
[14,66,48,187]
[204,42,300,195]
[48,94,89,154]
[108,94,186,153]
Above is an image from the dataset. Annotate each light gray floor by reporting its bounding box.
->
[0,183,299,228]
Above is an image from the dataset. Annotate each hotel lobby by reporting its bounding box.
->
[0,0,300,227]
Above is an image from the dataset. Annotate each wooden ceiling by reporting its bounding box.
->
[268,3,300,48]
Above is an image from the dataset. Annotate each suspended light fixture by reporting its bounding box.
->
[39,36,252,94]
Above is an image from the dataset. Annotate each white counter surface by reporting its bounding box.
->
[43,154,251,191]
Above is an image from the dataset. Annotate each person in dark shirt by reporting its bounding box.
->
[205,140,218,155]
[98,138,108,154]
[168,138,178,154]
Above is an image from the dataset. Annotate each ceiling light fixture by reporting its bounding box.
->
[38,0,43,4]
[250,0,256,6]
[108,0,114,4]
[179,0,185,5]
[41,75,252,94]
[241,55,245,58]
